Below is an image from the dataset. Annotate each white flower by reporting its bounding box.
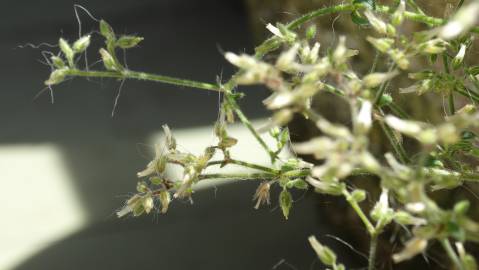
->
[392,237,428,262]
[440,2,479,40]
[266,23,283,38]
[363,71,399,88]
[357,100,373,132]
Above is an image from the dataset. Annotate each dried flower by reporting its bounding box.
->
[253,181,271,209]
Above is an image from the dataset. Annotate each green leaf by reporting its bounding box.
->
[279,189,292,220]
[350,0,376,26]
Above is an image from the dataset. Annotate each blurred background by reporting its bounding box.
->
[0,0,344,269]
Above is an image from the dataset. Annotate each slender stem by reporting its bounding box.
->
[368,234,379,270]
[207,159,280,174]
[198,172,276,180]
[440,239,465,270]
[455,87,479,103]
[379,119,409,164]
[442,54,456,115]
[225,94,277,162]
[343,189,376,235]
[65,69,221,92]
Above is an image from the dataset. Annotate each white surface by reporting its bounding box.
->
[0,144,87,270]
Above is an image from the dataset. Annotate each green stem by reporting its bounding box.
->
[65,69,221,92]
[379,119,409,164]
[440,239,465,270]
[207,159,279,174]
[343,189,376,235]
[443,54,456,115]
[198,172,276,180]
[368,234,379,270]
[455,87,479,103]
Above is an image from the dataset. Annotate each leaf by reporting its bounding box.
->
[350,0,376,26]
[279,189,292,220]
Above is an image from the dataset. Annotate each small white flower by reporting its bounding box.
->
[452,43,466,69]
[266,23,283,38]
[357,100,373,132]
[363,71,399,88]
[440,2,479,40]
[392,237,428,262]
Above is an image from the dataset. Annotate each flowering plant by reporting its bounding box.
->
[42,1,479,269]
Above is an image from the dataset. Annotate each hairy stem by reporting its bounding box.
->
[343,189,376,235]
[65,69,221,92]
[440,239,465,270]
[368,234,379,270]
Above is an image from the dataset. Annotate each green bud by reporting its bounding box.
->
[462,254,477,270]
[269,127,281,138]
[136,181,149,193]
[159,190,171,214]
[279,189,293,220]
[351,189,367,202]
[72,35,91,53]
[367,36,394,53]
[394,211,427,226]
[51,56,65,69]
[116,35,144,49]
[452,44,466,70]
[286,179,308,190]
[59,38,74,67]
[99,48,119,71]
[306,24,317,40]
[100,20,115,41]
[377,93,393,107]
[308,236,337,266]
[454,200,470,215]
[150,176,163,185]
[45,68,68,86]
[391,0,405,26]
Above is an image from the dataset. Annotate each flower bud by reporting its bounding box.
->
[45,68,68,86]
[364,11,396,37]
[357,100,373,133]
[351,189,367,202]
[394,211,427,226]
[452,43,466,70]
[159,190,171,214]
[116,35,144,49]
[162,124,176,150]
[454,200,470,216]
[51,56,65,69]
[367,37,394,53]
[279,189,292,219]
[418,39,448,54]
[308,236,337,266]
[142,195,154,214]
[99,20,115,41]
[276,43,300,72]
[59,38,74,67]
[363,71,399,88]
[391,0,406,26]
[306,24,317,40]
[99,48,119,71]
[72,35,91,53]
